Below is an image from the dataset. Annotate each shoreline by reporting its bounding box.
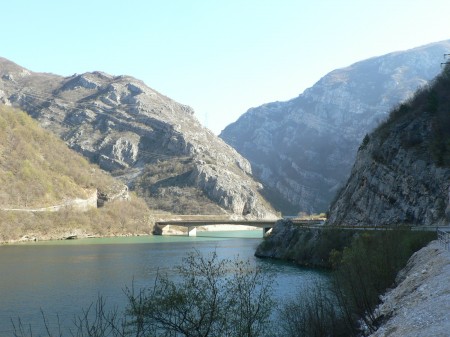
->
[0,232,151,245]
[0,225,262,245]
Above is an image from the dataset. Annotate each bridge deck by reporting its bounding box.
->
[154,219,324,228]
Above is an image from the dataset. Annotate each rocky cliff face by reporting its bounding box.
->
[327,66,450,227]
[0,58,275,218]
[221,40,450,214]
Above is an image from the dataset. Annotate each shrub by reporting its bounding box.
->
[13,250,276,337]
[359,134,370,151]
[279,283,347,337]
[331,229,436,334]
[126,250,275,337]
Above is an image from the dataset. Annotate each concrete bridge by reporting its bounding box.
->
[154,218,324,236]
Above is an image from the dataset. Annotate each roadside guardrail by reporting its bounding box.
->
[437,229,450,251]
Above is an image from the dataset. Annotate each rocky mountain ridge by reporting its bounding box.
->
[221,40,450,214]
[327,65,450,227]
[0,57,275,218]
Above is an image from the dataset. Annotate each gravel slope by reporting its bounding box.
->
[370,240,450,337]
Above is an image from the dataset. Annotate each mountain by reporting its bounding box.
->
[0,57,275,218]
[327,65,450,227]
[220,40,450,215]
[254,65,450,275]
[0,105,152,242]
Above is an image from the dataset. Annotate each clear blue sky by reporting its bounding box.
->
[1,0,449,134]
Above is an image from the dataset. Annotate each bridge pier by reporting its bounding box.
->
[154,218,308,237]
[188,226,197,237]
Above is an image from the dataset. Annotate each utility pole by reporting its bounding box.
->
[441,53,450,67]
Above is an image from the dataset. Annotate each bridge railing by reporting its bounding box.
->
[437,229,450,251]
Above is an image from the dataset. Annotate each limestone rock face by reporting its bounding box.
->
[221,40,450,214]
[189,162,267,217]
[254,219,341,267]
[255,219,304,259]
[97,183,130,207]
[0,58,275,218]
[327,68,450,227]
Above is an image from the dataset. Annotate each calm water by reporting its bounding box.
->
[0,230,328,335]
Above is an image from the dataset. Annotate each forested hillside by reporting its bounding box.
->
[0,105,152,242]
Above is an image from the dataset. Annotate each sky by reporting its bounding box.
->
[1,0,450,134]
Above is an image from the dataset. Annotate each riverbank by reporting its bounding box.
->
[0,229,151,245]
[1,230,321,336]
[255,219,355,268]
[1,225,262,245]
[255,219,444,335]
[155,224,261,235]
[369,240,450,337]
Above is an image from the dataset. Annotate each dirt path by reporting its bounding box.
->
[1,189,97,212]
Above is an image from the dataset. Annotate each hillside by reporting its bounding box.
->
[0,105,152,242]
[369,241,450,337]
[221,40,450,214]
[0,58,275,219]
[326,65,450,227]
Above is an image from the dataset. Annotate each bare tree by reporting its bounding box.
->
[126,250,275,337]
[12,250,275,337]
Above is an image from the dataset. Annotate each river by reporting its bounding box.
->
[0,230,329,335]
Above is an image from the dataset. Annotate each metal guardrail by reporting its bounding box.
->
[437,229,450,251]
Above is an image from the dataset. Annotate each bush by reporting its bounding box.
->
[126,250,275,337]
[279,283,347,337]
[14,250,276,337]
[278,228,436,337]
[330,229,436,334]
[0,193,153,243]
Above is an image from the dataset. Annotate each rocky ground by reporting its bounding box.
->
[369,240,450,337]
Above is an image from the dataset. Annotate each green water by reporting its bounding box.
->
[0,231,328,335]
[15,229,264,246]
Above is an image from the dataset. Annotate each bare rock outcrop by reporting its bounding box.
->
[0,58,274,218]
[190,162,272,218]
[97,183,130,207]
[221,40,450,214]
[327,67,450,227]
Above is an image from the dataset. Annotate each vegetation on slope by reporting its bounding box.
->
[325,64,450,227]
[0,105,152,242]
[374,64,450,167]
[0,196,151,242]
[328,229,435,335]
[276,228,436,336]
[1,105,107,207]
[133,158,225,215]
